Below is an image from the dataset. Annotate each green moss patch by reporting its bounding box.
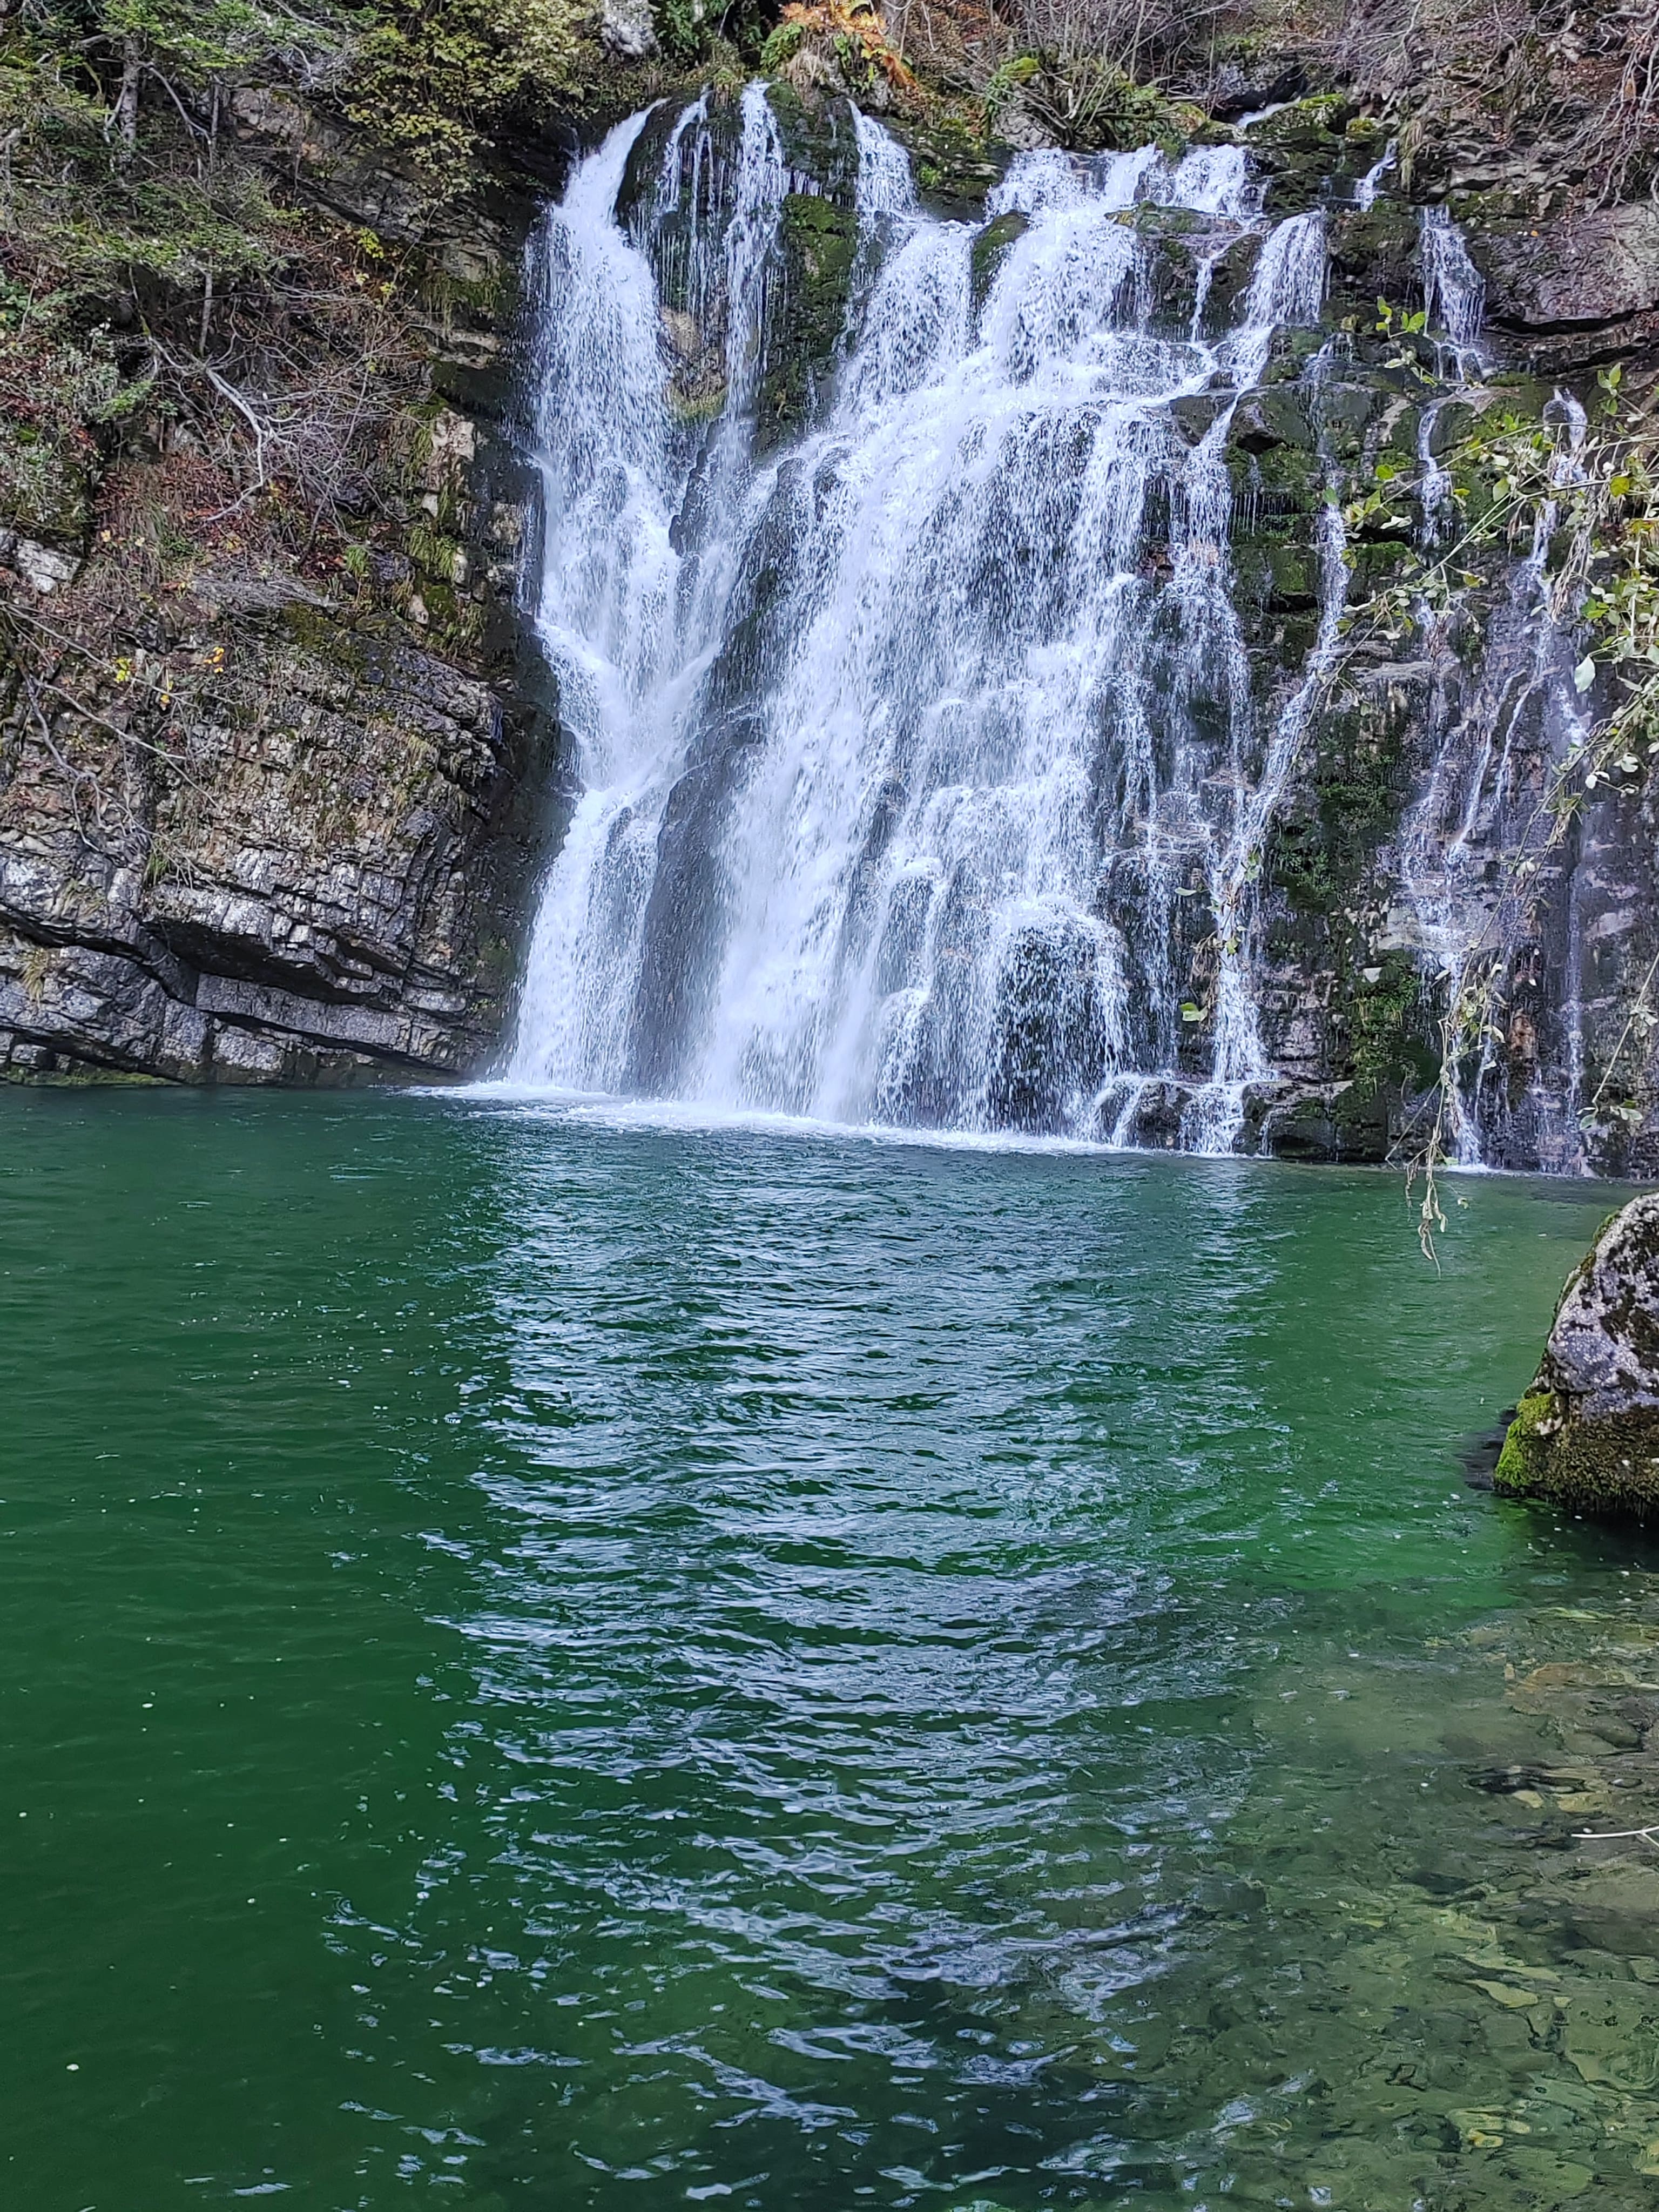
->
[760,191,859,431]
[1496,1389,1659,1518]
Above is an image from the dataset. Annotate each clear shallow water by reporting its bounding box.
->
[4,1088,1659,2211]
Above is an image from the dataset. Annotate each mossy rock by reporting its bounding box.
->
[1129,204,1203,240]
[1168,392,1230,448]
[1311,381,1385,464]
[758,190,859,430]
[1344,536,1418,592]
[615,99,704,237]
[1344,950,1438,1096]
[1423,397,1482,458]
[1495,1388,1659,1517]
[896,119,1008,218]
[763,83,861,205]
[1244,93,1354,157]
[1230,389,1317,455]
[1261,680,1418,920]
[1257,328,1331,385]
[1246,96,1364,215]
[1325,204,1422,319]
[1134,218,1247,334]
[1262,542,1318,605]
[2,1056,168,1088]
[969,210,1028,317]
[1495,1197,1659,1519]
[1263,1092,1342,1161]
[1229,436,1322,547]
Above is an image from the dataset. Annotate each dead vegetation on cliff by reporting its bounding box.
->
[0,0,525,840]
[1310,0,1659,206]
[872,0,1659,198]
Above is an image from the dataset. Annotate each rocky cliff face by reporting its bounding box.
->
[1196,103,1659,1173]
[1,594,549,1084]
[4,40,1656,1145]
[1,95,564,1086]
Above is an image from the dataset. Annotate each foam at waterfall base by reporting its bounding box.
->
[448,1076,1305,1163]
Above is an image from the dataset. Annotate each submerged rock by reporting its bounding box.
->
[1495,1196,1659,1517]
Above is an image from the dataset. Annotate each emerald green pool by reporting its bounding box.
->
[5,1088,1659,2210]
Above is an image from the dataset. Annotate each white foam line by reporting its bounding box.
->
[422,1081,1196,1163]
[404,1080,1604,1188]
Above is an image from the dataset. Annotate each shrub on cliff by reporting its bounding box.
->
[343,0,582,169]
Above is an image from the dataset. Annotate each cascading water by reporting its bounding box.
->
[1392,389,1595,1168]
[1420,206,1488,381]
[507,90,1354,1152]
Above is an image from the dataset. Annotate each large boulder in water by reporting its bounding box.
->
[1496,1196,1659,1516]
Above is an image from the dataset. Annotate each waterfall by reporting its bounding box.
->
[1420,206,1487,379]
[1353,140,1396,209]
[505,96,1348,1151]
[1393,389,1593,1166]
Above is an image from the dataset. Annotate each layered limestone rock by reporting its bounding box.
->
[1496,1196,1659,1516]
[0,598,551,1084]
[0,104,561,1087]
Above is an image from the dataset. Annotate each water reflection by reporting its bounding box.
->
[361,1105,1659,2207]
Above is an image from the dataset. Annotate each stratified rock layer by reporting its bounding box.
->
[1496,1196,1659,1516]
[1,605,551,1083]
[0,98,561,1088]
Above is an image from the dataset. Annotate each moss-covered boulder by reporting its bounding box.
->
[1495,1197,1659,1518]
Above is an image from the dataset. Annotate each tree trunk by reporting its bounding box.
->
[115,36,141,156]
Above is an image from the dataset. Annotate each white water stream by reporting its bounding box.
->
[507,92,1358,1149]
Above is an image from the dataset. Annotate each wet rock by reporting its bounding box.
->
[1528,1865,1659,1957]
[1167,392,1230,448]
[1230,389,1316,455]
[1326,204,1422,315]
[761,191,860,432]
[1478,204,1659,330]
[1495,1196,1659,1518]
[968,210,1028,315]
[1403,1854,1480,1897]
[1203,58,1307,124]
[1190,1874,1267,1919]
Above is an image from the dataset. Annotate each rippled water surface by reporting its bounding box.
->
[5,1089,1659,2211]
